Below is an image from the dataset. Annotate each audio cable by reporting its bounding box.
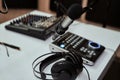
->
[69,48,91,80]
[32,52,91,80]
[0,0,8,14]
[83,65,90,80]
[32,52,55,80]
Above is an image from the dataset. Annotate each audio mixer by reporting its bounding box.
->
[5,14,63,40]
[49,32,105,65]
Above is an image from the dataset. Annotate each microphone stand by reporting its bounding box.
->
[52,0,99,40]
[54,0,67,17]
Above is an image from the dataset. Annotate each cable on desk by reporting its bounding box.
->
[0,0,8,14]
[81,48,116,80]
[32,52,91,80]
[83,65,90,80]
[32,52,55,80]
[4,45,9,57]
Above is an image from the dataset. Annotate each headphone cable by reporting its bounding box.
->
[0,0,8,14]
[32,52,91,80]
[83,65,90,80]
[32,52,56,80]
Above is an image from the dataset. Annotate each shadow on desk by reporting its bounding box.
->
[103,58,120,80]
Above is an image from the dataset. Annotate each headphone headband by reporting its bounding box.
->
[32,52,83,80]
[40,52,64,79]
[32,52,66,79]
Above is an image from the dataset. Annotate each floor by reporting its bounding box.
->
[103,59,120,80]
[0,9,33,23]
[0,9,120,80]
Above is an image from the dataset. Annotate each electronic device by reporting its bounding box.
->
[32,52,83,80]
[52,1,99,40]
[49,32,105,65]
[5,14,63,40]
[52,3,83,40]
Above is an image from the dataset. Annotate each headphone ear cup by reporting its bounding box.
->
[51,60,77,80]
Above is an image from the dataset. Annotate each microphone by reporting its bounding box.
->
[52,4,82,40]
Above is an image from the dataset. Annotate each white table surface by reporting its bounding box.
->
[0,10,120,80]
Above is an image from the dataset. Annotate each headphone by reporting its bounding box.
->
[32,51,83,80]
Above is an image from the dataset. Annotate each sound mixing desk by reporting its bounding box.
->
[5,14,63,40]
[0,10,120,80]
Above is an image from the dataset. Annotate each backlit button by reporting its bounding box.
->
[88,41,100,49]
[60,44,65,48]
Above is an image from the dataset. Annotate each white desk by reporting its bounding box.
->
[0,10,120,80]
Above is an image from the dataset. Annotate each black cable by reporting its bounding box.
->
[54,0,67,17]
[0,0,8,14]
[83,65,90,80]
[32,52,56,80]
[4,45,9,57]
[32,52,91,80]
